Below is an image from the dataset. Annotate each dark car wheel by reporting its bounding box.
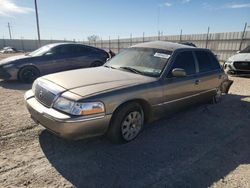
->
[107,102,144,143]
[18,66,40,83]
[91,61,103,67]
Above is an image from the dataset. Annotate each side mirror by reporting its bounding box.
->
[172,68,186,77]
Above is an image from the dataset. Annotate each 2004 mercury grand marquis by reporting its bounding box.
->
[25,41,233,143]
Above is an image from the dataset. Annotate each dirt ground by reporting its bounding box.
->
[0,53,250,188]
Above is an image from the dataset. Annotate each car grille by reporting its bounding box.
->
[233,61,250,71]
[34,84,56,107]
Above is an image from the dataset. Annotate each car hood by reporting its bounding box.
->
[0,54,29,65]
[42,67,156,98]
[228,53,250,62]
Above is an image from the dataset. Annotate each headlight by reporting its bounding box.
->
[53,97,105,116]
[225,61,233,64]
[32,79,38,93]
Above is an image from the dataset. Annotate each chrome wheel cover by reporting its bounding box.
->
[121,111,143,141]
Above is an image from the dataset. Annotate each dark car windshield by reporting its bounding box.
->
[28,45,51,56]
[105,48,172,77]
[239,46,250,53]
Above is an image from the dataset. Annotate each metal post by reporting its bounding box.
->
[180,29,182,42]
[239,22,247,51]
[205,26,210,49]
[34,0,41,47]
[101,38,103,49]
[7,22,12,39]
[158,31,160,40]
[21,37,24,51]
[118,36,120,53]
[130,33,132,46]
[3,36,6,47]
[143,32,145,42]
[109,36,111,50]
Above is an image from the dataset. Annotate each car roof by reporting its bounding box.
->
[45,42,105,51]
[131,41,195,51]
[46,42,84,47]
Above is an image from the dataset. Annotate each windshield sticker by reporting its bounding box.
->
[154,53,171,59]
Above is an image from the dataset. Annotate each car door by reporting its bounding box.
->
[160,50,201,114]
[193,50,223,100]
[70,46,96,68]
[39,45,73,74]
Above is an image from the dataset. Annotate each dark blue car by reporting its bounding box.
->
[0,43,109,83]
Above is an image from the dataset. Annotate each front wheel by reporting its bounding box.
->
[18,66,40,83]
[107,103,144,143]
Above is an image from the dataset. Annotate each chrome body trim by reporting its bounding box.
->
[153,88,216,107]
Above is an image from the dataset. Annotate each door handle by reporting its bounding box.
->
[195,79,200,85]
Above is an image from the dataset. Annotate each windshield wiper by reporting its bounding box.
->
[104,65,116,69]
[119,66,143,75]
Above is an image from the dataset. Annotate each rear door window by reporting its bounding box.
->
[170,51,196,76]
[195,51,220,72]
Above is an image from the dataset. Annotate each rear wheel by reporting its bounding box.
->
[107,102,144,143]
[18,66,40,83]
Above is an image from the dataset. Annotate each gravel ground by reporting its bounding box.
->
[0,53,250,187]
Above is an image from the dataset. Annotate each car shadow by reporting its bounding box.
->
[0,80,31,90]
[39,94,250,187]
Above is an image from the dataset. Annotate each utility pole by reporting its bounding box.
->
[34,0,41,47]
[7,22,12,39]
[239,22,247,51]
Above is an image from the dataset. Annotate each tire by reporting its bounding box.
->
[18,66,40,83]
[107,102,144,143]
[91,61,103,67]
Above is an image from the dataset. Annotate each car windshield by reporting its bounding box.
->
[105,48,172,77]
[239,46,250,53]
[28,45,51,56]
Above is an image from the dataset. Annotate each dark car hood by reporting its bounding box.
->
[42,67,156,97]
[0,54,29,65]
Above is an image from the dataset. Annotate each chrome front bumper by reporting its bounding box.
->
[25,90,111,140]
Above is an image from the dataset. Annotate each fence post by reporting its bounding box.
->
[205,26,210,48]
[130,33,132,46]
[118,36,120,53]
[109,36,111,50]
[239,22,247,51]
[2,38,4,48]
[180,29,182,42]
[21,37,24,51]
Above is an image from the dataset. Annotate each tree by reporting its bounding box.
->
[87,35,100,42]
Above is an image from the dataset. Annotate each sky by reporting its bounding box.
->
[0,0,249,41]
